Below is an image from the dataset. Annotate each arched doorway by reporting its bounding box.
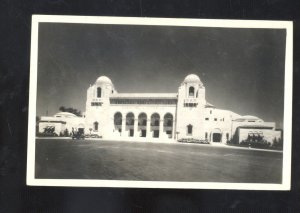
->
[187,124,193,136]
[93,121,99,131]
[114,112,122,135]
[211,128,222,142]
[138,113,147,137]
[126,112,135,137]
[163,113,173,138]
[151,113,160,138]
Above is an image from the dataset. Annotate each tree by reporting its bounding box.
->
[36,116,40,122]
[59,106,66,112]
[59,106,82,117]
[36,116,40,136]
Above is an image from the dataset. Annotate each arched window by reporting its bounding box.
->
[164,113,173,127]
[126,112,135,125]
[187,124,193,135]
[97,87,102,98]
[114,112,122,126]
[138,113,147,126]
[189,86,195,97]
[151,113,160,126]
[93,122,99,131]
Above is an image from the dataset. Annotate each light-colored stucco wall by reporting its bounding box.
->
[238,128,281,144]
[39,114,85,135]
[81,74,282,144]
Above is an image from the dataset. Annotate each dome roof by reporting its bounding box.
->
[183,74,202,84]
[242,115,261,120]
[96,76,112,84]
[234,115,263,122]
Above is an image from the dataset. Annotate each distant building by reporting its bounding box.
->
[38,112,85,136]
[83,74,281,144]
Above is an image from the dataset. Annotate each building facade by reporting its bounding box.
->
[38,112,85,136]
[84,74,281,144]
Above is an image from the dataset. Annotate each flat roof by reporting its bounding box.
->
[110,93,178,99]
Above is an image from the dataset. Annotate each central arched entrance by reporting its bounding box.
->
[126,112,135,137]
[151,113,160,138]
[211,128,222,142]
[138,113,147,137]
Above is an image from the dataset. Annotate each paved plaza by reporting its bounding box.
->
[35,139,282,183]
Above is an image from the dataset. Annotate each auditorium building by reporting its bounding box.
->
[83,74,281,144]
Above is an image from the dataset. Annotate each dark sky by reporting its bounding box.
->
[36,22,286,128]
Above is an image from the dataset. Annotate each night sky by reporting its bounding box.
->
[36,22,286,128]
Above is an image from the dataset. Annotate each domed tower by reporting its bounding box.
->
[176,74,206,140]
[85,76,116,137]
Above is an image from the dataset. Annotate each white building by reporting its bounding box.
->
[38,112,85,136]
[84,74,282,144]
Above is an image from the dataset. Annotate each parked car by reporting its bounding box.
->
[72,131,85,140]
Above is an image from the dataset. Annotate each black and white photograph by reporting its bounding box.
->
[27,15,292,190]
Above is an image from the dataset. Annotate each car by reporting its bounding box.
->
[72,131,85,140]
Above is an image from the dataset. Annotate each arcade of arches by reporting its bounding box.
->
[112,112,174,139]
[82,74,281,144]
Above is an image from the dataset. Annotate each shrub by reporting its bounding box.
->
[36,132,58,137]
[63,128,70,137]
[177,138,209,144]
[240,138,270,149]
[272,137,283,150]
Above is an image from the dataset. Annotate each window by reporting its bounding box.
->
[189,87,195,97]
[210,110,212,114]
[114,112,122,126]
[184,103,197,107]
[214,118,217,121]
[91,102,102,106]
[142,119,147,125]
[167,120,172,126]
[187,124,193,135]
[226,133,229,140]
[205,132,208,139]
[93,122,99,131]
[205,118,209,121]
[164,113,173,127]
[97,87,102,98]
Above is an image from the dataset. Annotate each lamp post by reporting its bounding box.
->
[176,131,180,140]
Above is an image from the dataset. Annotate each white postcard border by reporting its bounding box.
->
[27,15,293,190]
